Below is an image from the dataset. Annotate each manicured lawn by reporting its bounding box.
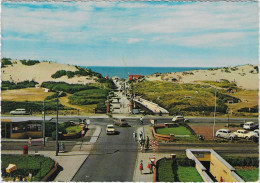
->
[1,154,54,181]
[156,126,192,136]
[236,167,259,182]
[65,125,82,134]
[177,166,203,182]
[158,159,203,182]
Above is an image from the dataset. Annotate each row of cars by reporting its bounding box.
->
[216,129,259,140]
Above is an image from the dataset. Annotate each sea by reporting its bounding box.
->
[85,66,211,79]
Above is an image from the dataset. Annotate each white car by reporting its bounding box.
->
[249,129,259,138]
[172,116,189,122]
[10,109,30,115]
[216,129,237,140]
[233,129,255,140]
[243,122,257,130]
[106,125,115,135]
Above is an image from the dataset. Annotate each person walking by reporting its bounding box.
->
[145,136,150,152]
[220,176,223,182]
[133,131,137,141]
[140,117,143,125]
[147,161,153,174]
[139,130,143,139]
[139,160,144,174]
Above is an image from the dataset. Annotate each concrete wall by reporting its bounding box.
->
[186,149,244,182]
[209,151,244,182]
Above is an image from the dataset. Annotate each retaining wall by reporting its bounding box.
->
[152,124,174,141]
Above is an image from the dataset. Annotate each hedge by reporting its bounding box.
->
[238,105,258,113]
[224,157,259,167]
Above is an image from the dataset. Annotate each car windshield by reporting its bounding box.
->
[108,126,114,128]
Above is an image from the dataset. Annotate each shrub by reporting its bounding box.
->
[1,58,12,67]
[1,80,38,90]
[51,70,67,78]
[41,81,98,94]
[1,101,67,113]
[20,59,40,66]
[238,105,258,113]
[225,157,259,167]
[45,92,67,100]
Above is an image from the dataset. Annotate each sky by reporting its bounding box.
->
[1,1,258,67]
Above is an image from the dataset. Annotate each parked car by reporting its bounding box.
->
[233,129,255,140]
[10,109,30,115]
[172,116,189,122]
[243,122,258,130]
[114,119,129,127]
[249,129,259,138]
[106,124,115,135]
[216,129,237,140]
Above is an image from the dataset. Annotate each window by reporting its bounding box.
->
[12,123,26,133]
[27,123,41,131]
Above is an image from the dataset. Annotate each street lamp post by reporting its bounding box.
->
[56,91,63,156]
[42,100,46,146]
[213,88,217,140]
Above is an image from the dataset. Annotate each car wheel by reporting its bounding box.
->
[245,136,249,140]
[217,134,221,138]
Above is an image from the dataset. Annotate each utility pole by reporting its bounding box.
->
[42,100,46,146]
[56,91,63,156]
[213,89,217,140]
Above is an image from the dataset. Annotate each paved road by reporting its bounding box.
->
[72,125,138,182]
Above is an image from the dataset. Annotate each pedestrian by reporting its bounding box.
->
[133,131,137,141]
[139,160,143,174]
[139,130,143,139]
[140,117,143,125]
[220,176,223,182]
[147,161,153,173]
[145,136,150,152]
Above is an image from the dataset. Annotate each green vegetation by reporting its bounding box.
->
[224,157,259,167]
[177,166,203,182]
[201,80,237,88]
[1,154,54,181]
[45,92,67,100]
[51,67,103,79]
[1,58,12,68]
[41,81,98,94]
[236,168,259,182]
[238,105,258,113]
[20,59,40,66]
[2,80,38,90]
[133,81,234,116]
[65,125,81,134]
[156,126,192,136]
[69,89,108,105]
[158,158,202,182]
[1,100,70,114]
[69,89,108,113]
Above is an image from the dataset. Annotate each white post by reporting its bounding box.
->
[213,89,217,140]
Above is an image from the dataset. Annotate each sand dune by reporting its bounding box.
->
[145,65,259,90]
[1,60,97,85]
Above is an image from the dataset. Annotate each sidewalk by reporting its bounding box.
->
[133,126,170,182]
[1,125,102,182]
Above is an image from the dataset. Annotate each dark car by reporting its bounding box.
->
[114,119,129,127]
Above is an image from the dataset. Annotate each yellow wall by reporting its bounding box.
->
[26,131,42,138]
[209,154,238,182]
[11,131,42,139]
[11,132,26,139]
[196,152,211,161]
